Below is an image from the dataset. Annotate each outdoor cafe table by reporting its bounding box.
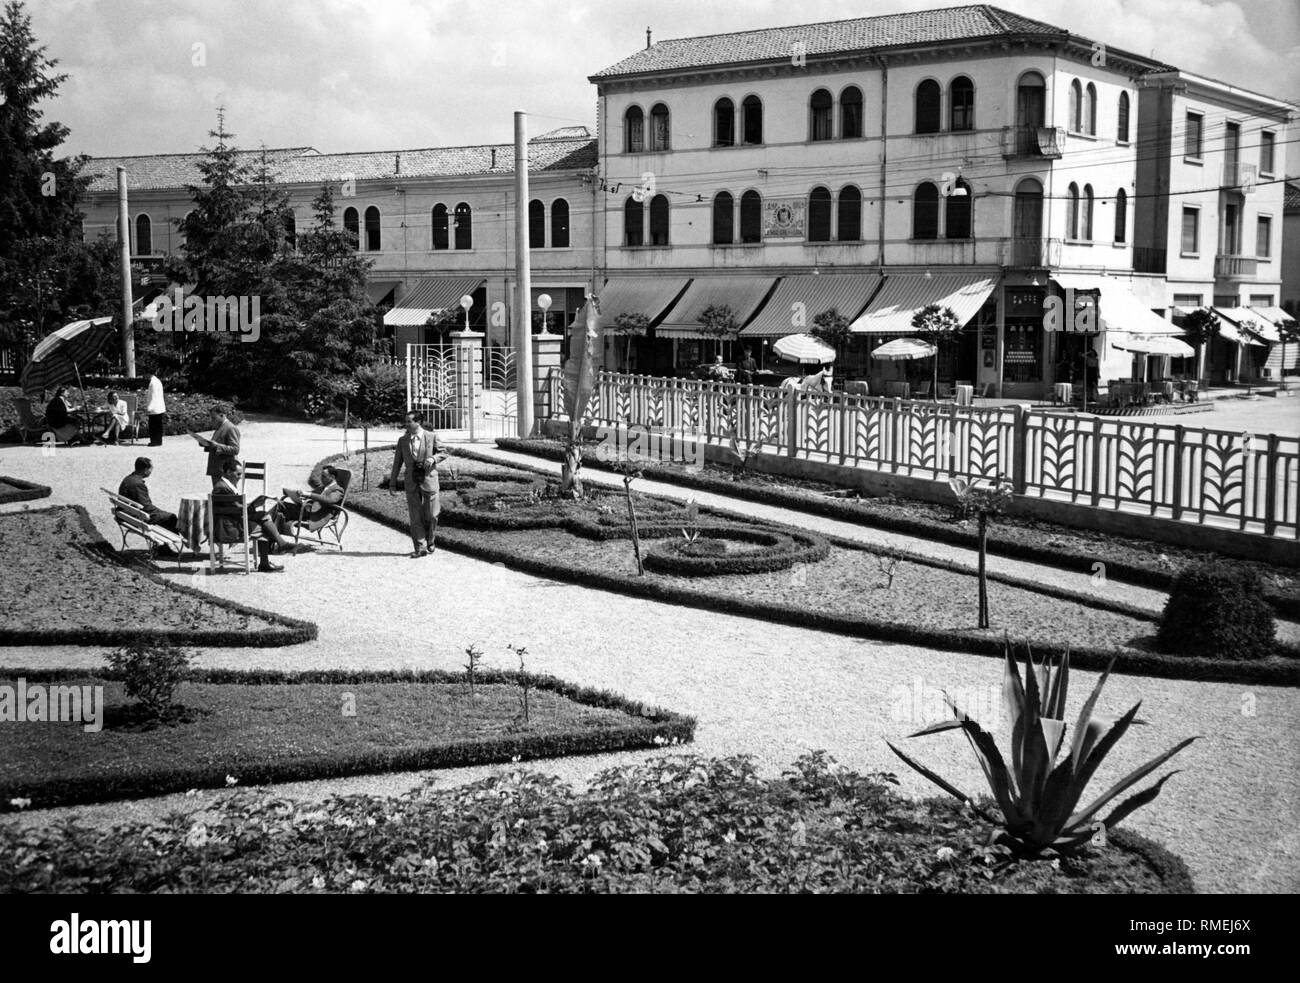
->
[955,384,975,406]
[1052,382,1073,405]
[177,493,209,552]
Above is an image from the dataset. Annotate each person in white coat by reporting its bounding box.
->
[145,374,167,446]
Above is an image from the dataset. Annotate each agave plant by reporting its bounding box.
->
[886,643,1197,856]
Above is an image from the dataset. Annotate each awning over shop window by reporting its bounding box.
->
[655,276,778,338]
[740,274,882,337]
[1111,336,1195,357]
[590,277,691,328]
[848,275,996,334]
[1052,274,1180,336]
[1212,307,1268,346]
[366,280,401,306]
[1243,306,1293,343]
[383,277,484,326]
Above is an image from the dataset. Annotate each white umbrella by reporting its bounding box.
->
[773,333,836,364]
[870,337,936,360]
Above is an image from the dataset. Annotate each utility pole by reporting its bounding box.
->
[117,167,136,377]
[514,111,535,436]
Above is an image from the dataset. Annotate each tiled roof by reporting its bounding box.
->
[84,127,596,193]
[591,4,1073,79]
[1286,181,1300,214]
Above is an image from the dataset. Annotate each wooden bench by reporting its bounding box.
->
[102,488,185,568]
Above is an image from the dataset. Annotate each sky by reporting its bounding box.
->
[24,0,1300,158]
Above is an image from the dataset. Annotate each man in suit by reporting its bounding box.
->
[118,457,180,534]
[192,406,241,488]
[213,460,287,573]
[390,411,446,558]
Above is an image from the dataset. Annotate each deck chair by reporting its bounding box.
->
[283,467,352,552]
[102,488,185,568]
[208,491,262,575]
[13,396,47,444]
[936,382,953,400]
[242,461,268,496]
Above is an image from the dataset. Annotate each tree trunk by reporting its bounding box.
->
[560,440,583,499]
[977,513,989,629]
[933,352,939,401]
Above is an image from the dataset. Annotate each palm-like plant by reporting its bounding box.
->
[559,294,603,498]
[887,642,1198,856]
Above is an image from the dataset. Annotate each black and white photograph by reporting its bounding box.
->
[0,0,1296,949]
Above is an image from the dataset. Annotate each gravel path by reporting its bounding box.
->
[1,421,1297,894]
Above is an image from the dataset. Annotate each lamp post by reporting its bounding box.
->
[537,293,553,336]
[459,293,473,331]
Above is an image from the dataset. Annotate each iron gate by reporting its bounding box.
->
[405,343,518,440]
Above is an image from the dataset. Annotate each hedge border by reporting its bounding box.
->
[0,666,697,812]
[1107,828,1198,894]
[492,437,1300,620]
[0,505,318,648]
[638,525,831,577]
[0,475,52,505]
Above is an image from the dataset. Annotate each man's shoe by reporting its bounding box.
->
[258,562,284,573]
[410,548,428,558]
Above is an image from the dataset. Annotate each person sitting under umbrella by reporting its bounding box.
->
[95,390,130,445]
[44,386,83,445]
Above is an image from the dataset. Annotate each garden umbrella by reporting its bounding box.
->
[773,333,836,364]
[19,317,115,397]
[870,337,936,360]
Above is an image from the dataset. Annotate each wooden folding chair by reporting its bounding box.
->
[208,491,260,575]
[242,461,268,496]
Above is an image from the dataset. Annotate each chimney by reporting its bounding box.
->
[394,153,401,174]
[491,147,497,169]
[646,27,651,49]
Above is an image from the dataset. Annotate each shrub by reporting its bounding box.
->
[156,392,244,437]
[1156,563,1276,659]
[104,638,194,721]
[351,362,407,425]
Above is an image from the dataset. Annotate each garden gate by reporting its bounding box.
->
[404,342,518,440]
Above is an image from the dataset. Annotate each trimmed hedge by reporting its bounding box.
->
[0,505,317,648]
[0,666,696,812]
[638,524,830,577]
[0,475,51,505]
[1157,563,1277,661]
[495,436,1300,619]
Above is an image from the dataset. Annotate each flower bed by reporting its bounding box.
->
[0,476,51,505]
[0,506,316,647]
[0,667,694,812]
[496,437,1300,617]
[0,753,1192,893]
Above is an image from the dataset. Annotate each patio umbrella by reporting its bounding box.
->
[19,316,115,397]
[773,333,836,364]
[870,337,936,360]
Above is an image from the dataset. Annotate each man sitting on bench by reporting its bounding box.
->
[118,457,180,534]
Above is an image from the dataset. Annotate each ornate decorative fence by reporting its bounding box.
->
[582,371,1299,539]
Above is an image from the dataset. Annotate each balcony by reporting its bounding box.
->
[1132,246,1167,275]
[1000,236,1063,268]
[1221,161,1258,192]
[1214,254,1258,279]
[1001,125,1066,160]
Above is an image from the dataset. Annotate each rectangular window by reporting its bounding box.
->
[1173,293,1203,308]
[1256,216,1272,259]
[1249,294,1274,306]
[1260,131,1275,175]
[1184,112,1203,160]
[1180,207,1199,254]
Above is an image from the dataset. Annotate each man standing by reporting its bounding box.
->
[145,374,167,446]
[118,457,180,534]
[736,346,758,384]
[390,411,445,558]
[191,406,241,488]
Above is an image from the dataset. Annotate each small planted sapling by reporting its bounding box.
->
[508,643,531,725]
[875,548,901,589]
[463,644,484,699]
[949,475,1013,629]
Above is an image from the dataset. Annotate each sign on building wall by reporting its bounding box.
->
[762,198,806,239]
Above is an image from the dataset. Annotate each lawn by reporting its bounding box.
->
[0,506,314,646]
[0,670,692,810]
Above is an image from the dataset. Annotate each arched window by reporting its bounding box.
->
[1067,182,1080,239]
[135,214,152,255]
[1013,178,1044,245]
[283,212,296,250]
[945,180,972,239]
[810,88,834,141]
[625,106,644,153]
[837,186,861,241]
[712,191,734,245]
[649,103,670,151]
[1085,83,1097,136]
[913,183,940,239]
[364,206,381,251]
[1083,184,1094,240]
[529,199,545,249]
[1015,72,1046,154]
[915,80,941,134]
[343,207,359,249]
[808,186,832,241]
[1114,188,1128,243]
[740,190,762,244]
[431,204,448,250]
[1070,80,1083,133]
[742,95,763,144]
[1117,92,1130,143]
[950,76,974,131]
[624,197,644,246]
[552,199,570,248]
[714,98,735,147]
[841,86,863,139]
[649,194,670,245]
[453,202,472,250]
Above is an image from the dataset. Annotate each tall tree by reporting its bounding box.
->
[1180,307,1219,385]
[911,303,960,399]
[170,109,254,294]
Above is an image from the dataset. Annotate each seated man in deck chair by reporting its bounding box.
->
[275,465,346,540]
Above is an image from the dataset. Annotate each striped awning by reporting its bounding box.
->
[1243,306,1292,343]
[1213,308,1269,346]
[382,277,483,326]
[1053,274,1181,336]
[655,276,778,338]
[848,275,996,334]
[740,274,882,337]
[591,277,690,327]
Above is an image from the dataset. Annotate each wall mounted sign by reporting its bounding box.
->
[762,198,806,239]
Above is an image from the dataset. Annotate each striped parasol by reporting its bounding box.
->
[870,337,936,360]
[772,333,837,364]
[20,317,116,396]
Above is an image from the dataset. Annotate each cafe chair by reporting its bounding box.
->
[913,380,932,399]
[122,393,141,444]
[12,397,46,444]
[242,461,268,497]
[207,490,263,575]
[282,467,353,552]
[845,380,870,398]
